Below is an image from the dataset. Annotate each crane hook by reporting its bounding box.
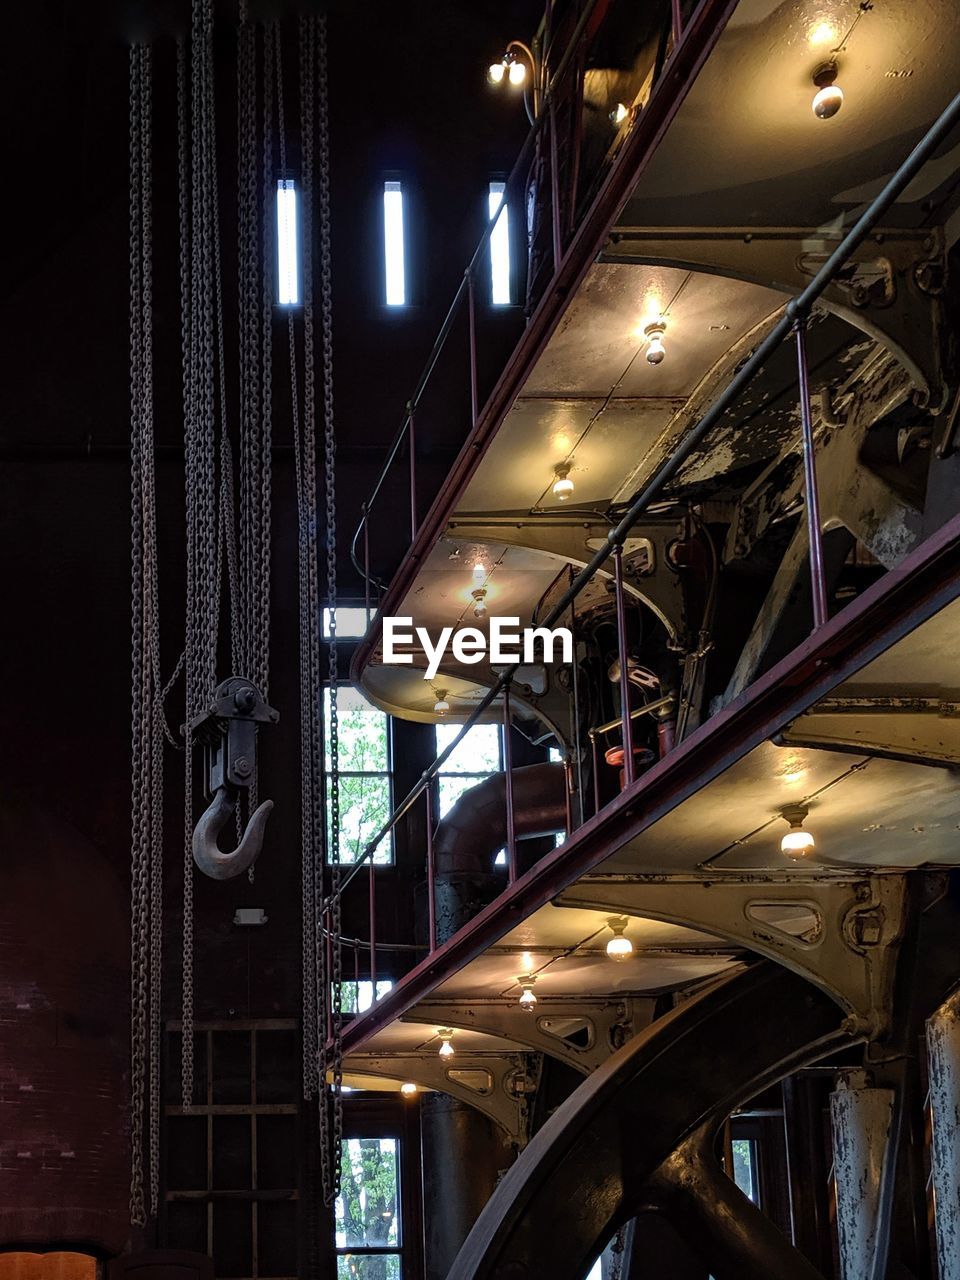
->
[192,785,274,880]
[187,677,279,881]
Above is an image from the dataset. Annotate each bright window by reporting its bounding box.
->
[325,686,393,864]
[338,979,395,1015]
[323,606,372,639]
[336,1138,402,1277]
[731,1136,760,1204]
[276,179,299,305]
[383,180,406,307]
[488,181,510,305]
[435,723,505,865]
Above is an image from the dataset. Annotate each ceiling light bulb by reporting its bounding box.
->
[780,805,815,858]
[472,589,488,620]
[433,690,450,716]
[605,916,633,961]
[508,59,526,86]
[472,558,486,580]
[644,323,666,365]
[488,61,506,84]
[610,102,630,126]
[812,64,843,119]
[518,977,537,1010]
[438,1029,455,1058]
[552,462,574,501]
[400,1081,418,1096]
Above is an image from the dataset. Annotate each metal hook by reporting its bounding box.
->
[192,784,274,881]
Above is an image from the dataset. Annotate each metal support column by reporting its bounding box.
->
[613,543,635,785]
[467,270,479,428]
[503,682,517,882]
[408,404,417,539]
[426,779,437,952]
[368,862,377,991]
[829,1069,897,1280]
[927,986,960,1278]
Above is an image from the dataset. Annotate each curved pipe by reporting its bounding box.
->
[434,762,567,876]
[192,785,274,881]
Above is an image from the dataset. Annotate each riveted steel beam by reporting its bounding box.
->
[402,997,656,1074]
[341,1051,541,1145]
[555,874,908,1037]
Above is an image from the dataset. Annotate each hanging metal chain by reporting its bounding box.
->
[315,12,345,1204]
[129,40,163,1227]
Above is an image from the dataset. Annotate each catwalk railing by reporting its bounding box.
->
[334,54,960,988]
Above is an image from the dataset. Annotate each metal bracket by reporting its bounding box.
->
[403,997,655,1074]
[341,1051,541,1145]
[554,873,909,1039]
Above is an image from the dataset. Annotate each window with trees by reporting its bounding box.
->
[325,686,394,864]
[435,722,505,864]
[335,1137,402,1278]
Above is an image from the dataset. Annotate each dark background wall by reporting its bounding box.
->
[0,0,541,1253]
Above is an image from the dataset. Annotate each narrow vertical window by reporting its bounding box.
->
[276,178,300,305]
[488,180,510,305]
[383,180,406,307]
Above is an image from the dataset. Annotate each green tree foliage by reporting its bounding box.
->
[336,1138,400,1279]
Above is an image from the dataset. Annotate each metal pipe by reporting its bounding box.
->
[588,693,676,740]
[426,780,437,953]
[548,97,562,271]
[829,1070,897,1280]
[563,756,573,837]
[796,320,829,629]
[408,403,418,540]
[467,269,479,429]
[362,505,370,621]
[336,89,960,898]
[368,862,377,991]
[503,683,517,882]
[927,987,960,1279]
[671,0,683,47]
[657,714,677,758]
[591,735,601,816]
[613,544,635,786]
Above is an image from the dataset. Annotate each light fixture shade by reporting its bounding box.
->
[781,829,816,855]
[433,690,450,716]
[400,1081,418,1095]
[438,1040,454,1058]
[553,475,575,501]
[473,600,488,619]
[518,976,537,1010]
[488,61,506,84]
[508,59,526,86]
[610,102,629,126]
[812,83,844,119]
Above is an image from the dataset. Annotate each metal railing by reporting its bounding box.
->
[334,52,960,989]
[350,0,675,604]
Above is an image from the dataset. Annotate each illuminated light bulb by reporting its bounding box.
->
[812,64,843,119]
[472,589,488,620]
[488,60,506,84]
[517,976,537,1010]
[400,1081,418,1096]
[610,102,630,126]
[437,1029,455,1059]
[809,20,837,46]
[780,805,815,858]
[605,916,633,961]
[433,689,450,716]
[644,322,666,365]
[552,461,574,502]
[508,59,526,86]
[472,557,487,581]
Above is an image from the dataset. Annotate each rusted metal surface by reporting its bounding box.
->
[829,1069,897,1280]
[927,986,960,1278]
[446,963,850,1280]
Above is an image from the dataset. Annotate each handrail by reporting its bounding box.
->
[331,85,960,904]
[349,0,609,590]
